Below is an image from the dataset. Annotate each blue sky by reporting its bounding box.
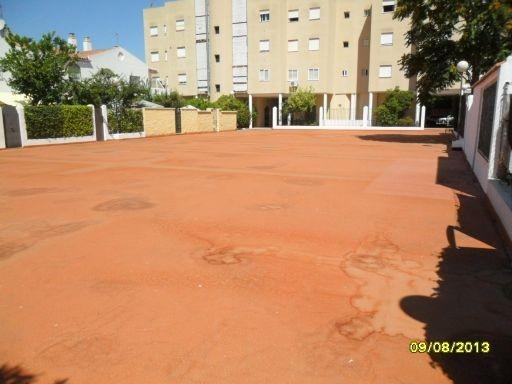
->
[2,0,168,61]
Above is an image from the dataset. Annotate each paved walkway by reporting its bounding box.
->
[0,130,511,383]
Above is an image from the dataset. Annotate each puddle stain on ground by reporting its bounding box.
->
[93,198,154,212]
[0,221,92,260]
[200,246,275,265]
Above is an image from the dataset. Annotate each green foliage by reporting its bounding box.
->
[395,0,512,103]
[398,117,415,126]
[107,109,143,133]
[25,105,93,139]
[283,87,316,114]
[151,91,184,108]
[65,69,147,108]
[183,97,214,110]
[282,87,317,125]
[214,95,255,128]
[0,30,77,105]
[374,88,415,126]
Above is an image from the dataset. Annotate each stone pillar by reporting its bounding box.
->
[420,106,426,129]
[248,94,253,129]
[415,102,421,126]
[363,106,369,128]
[272,106,277,128]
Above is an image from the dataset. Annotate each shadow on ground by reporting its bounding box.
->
[396,141,512,383]
[0,364,67,384]
[357,133,452,145]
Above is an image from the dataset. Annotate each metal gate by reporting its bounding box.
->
[175,108,182,134]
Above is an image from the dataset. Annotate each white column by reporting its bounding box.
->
[101,105,109,140]
[319,107,324,126]
[368,92,374,126]
[323,93,328,121]
[16,105,27,147]
[420,106,426,129]
[272,106,277,128]
[415,102,421,126]
[0,107,5,149]
[278,93,283,126]
[248,94,253,129]
[350,93,357,121]
[363,106,369,128]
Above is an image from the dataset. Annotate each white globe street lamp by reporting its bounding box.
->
[456,60,469,74]
[455,60,470,138]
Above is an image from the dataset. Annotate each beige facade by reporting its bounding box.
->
[144,0,417,127]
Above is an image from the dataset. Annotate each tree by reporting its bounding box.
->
[214,95,255,128]
[374,88,415,126]
[395,0,512,103]
[0,30,77,105]
[282,87,316,125]
[151,91,185,108]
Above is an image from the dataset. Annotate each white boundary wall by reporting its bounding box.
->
[462,55,512,240]
[272,105,426,131]
[20,105,97,147]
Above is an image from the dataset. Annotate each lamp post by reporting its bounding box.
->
[456,60,469,137]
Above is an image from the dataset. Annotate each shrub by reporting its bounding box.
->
[398,117,415,126]
[374,87,415,126]
[182,97,213,110]
[151,91,184,108]
[25,105,93,139]
[107,109,143,133]
[283,87,317,125]
[214,95,255,128]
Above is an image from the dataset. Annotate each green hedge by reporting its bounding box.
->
[107,109,143,133]
[25,105,93,139]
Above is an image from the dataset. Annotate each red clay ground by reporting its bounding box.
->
[1,129,512,384]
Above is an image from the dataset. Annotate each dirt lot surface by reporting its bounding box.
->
[1,129,511,384]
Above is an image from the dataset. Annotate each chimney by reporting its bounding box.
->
[67,33,77,48]
[83,36,92,52]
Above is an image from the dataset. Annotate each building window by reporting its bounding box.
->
[215,54,220,62]
[215,84,221,92]
[150,51,159,62]
[380,32,393,46]
[342,70,349,77]
[259,40,270,52]
[288,69,298,82]
[151,76,161,88]
[150,26,158,37]
[214,26,220,34]
[129,75,141,85]
[178,73,187,85]
[260,10,270,22]
[177,46,186,58]
[363,39,370,47]
[343,41,349,48]
[259,69,270,82]
[176,19,185,31]
[288,39,298,52]
[478,82,497,159]
[379,65,392,78]
[344,11,350,18]
[362,69,369,76]
[383,0,396,13]
[309,7,320,20]
[288,9,299,22]
[308,38,320,51]
[308,68,319,81]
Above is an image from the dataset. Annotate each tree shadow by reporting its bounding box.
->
[400,146,512,383]
[357,133,453,145]
[0,364,68,384]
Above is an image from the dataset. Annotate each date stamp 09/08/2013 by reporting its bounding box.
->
[409,341,491,354]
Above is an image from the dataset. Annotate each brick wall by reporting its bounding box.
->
[220,112,237,131]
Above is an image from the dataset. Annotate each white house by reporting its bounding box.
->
[461,55,512,239]
[0,18,27,106]
[69,34,150,84]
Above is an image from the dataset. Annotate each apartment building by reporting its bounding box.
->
[143,0,415,127]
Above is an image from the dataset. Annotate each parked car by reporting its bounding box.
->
[436,115,455,126]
